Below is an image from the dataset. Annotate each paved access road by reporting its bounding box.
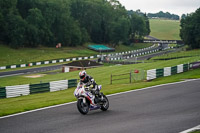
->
[0,79,200,133]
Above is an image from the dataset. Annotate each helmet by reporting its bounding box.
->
[79,70,86,80]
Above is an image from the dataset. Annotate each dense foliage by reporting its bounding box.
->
[0,0,150,48]
[180,8,200,49]
[148,11,179,20]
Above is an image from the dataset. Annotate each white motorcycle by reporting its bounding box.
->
[74,82,109,115]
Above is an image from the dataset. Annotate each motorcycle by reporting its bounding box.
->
[74,82,109,115]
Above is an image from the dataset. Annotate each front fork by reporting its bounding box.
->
[82,97,86,104]
[79,97,86,104]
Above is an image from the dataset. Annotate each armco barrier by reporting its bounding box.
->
[177,64,183,73]
[0,87,6,99]
[164,67,171,77]
[30,83,50,94]
[1,79,77,99]
[50,80,68,92]
[183,64,189,72]
[6,84,30,98]
[156,69,164,78]
[171,66,177,75]
[147,63,190,81]
[68,79,77,88]
[147,69,156,80]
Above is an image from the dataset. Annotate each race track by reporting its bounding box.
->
[0,79,200,133]
[0,65,62,78]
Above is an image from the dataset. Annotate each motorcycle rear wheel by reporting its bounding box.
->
[77,99,89,115]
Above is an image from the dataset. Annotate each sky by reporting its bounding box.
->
[118,0,200,16]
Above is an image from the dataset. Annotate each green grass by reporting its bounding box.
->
[151,49,200,60]
[190,130,200,133]
[0,44,97,66]
[149,19,181,40]
[0,43,152,66]
[114,43,153,52]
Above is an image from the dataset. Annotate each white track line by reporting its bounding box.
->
[0,78,200,119]
[180,125,200,133]
[0,102,76,119]
[0,73,24,78]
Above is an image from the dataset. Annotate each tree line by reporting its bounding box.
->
[148,11,179,20]
[0,0,150,48]
[180,7,200,49]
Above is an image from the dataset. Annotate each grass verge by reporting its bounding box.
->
[190,130,200,133]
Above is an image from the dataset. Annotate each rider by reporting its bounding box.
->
[79,70,101,97]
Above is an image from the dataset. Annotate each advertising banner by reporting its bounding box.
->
[190,62,200,69]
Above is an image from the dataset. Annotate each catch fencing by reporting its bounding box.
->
[0,79,77,99]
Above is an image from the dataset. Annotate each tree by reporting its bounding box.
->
[180,8,200,49]
[0,0,151,48]
[25,8,45,47]
[181,14,186,19]
[6,14,27,48]
[129,13,147,41]
[0,0,18,16]
[148,11,180,20]
[144,13,151,35]
[0,11,5,41]
[110,17,130,46]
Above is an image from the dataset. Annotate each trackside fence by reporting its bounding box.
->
[0,79,77,99]
[110,69,145,84]
[111,72,132,84]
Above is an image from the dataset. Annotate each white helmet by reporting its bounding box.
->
[79,70,86,80]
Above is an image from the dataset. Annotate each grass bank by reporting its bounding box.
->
[151,49,200,60]
[0,43,152,67]
[149,19,181,40]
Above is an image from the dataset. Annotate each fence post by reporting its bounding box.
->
[130,71,132,83]
[111,74,112,85]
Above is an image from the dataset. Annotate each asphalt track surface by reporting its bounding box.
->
[0,79,200,133]
[0,65,62,78]
[127,49,177,61]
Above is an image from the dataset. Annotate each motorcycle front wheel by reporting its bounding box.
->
[77,99,89,115]
[100,95,109,111]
